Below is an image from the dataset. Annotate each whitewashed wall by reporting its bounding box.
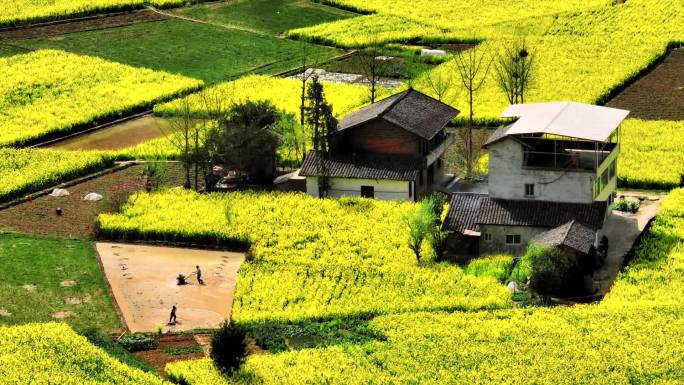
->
[306,176,411,200]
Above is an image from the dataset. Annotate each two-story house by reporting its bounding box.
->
[300,89,459,200]
[444,102,629,256]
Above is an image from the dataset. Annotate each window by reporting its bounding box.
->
[506,234,521,245]
[418,170,424,186]
[524,183,535,197]
[360,186,374,198]
[483,232,492,242]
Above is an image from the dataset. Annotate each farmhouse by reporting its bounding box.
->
[445,102,630,256]
[300,89,459,200]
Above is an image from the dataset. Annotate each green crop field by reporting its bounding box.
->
[0,233,120,333]
[172,0,355,35]
[10,19,339,85]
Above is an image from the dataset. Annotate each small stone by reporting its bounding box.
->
[0,308,11,317]
[22,284,36,291]
[51,310,74,319]
[60,279,76,287]
[65,297,84,305]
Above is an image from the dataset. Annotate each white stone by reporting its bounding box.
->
[49,188,69,197]
[421,49,447,56]
[83,192,103,201]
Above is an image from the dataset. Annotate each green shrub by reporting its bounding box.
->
[464,255,514,282]
[118,333,158,352]
[525,243,576,296]
[612,197,640,213]
[210,322,248,375]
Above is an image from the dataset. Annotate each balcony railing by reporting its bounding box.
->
[426,133,454,165]
[522,141,619,172]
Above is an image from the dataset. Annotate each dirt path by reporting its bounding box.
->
[49,116,170,151]
[595,195,663,295]
[97,242,245,333]
[146,6,268,36]
[607,48,684,120]
[0,9,168,43]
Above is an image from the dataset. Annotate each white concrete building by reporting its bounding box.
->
[444,102,630,257]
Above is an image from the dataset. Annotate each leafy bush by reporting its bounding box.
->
[611,197,640,213]
[164,346,204,356]
[464,255,514,282]
[524,243,576,296]
[118,333,158,352]
[210,322,248,375]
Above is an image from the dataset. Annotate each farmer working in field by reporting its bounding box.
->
[192,265,204,285]
[169,305,177,325]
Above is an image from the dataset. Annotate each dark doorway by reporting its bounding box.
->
[361,186,375,198]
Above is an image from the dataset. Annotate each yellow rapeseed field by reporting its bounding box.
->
[0,50,202,147]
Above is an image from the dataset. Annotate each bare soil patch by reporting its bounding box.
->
[134,334,206,375]
[60,279,77,287]
[0,163,195,239]
[51,310,74,319]
[97,242,245,333]
[606,48,684,120]
[0,309,11,317]
[0,10,169,43]
[21,284,36,291]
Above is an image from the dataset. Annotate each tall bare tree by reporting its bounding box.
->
[425,68,453,102]
[454,46,493,178]
[161,99,194,189]
[297,43,323,158]
[355,45,390,104]
[493,38,535,105]
[305,76,337,197]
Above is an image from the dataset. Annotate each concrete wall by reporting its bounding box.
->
[340,120,421,155]
[488,138,596,203]
[306,176,411,200]
[478,224,549,256]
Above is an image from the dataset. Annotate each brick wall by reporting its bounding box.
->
[340,120,422,155]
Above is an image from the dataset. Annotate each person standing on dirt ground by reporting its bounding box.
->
[169,305,177,325]
[195,265,204,285]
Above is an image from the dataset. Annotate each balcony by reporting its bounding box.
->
[426,133,454,166]
[521,139,618,172]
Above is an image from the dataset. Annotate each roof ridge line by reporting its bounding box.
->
[542,101,571,135]
[378,88,411,119]
[560,219,576,245]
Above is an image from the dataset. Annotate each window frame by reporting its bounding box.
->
[360,185,375,198]
[505,234,521,245]
[524,183,535,197]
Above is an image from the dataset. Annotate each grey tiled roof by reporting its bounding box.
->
[532,220,596,254]
[444,194,607,232]
[337,89,459,140]
[443,193,487,232]
[299,151,423,181]
[476,198,607,230]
